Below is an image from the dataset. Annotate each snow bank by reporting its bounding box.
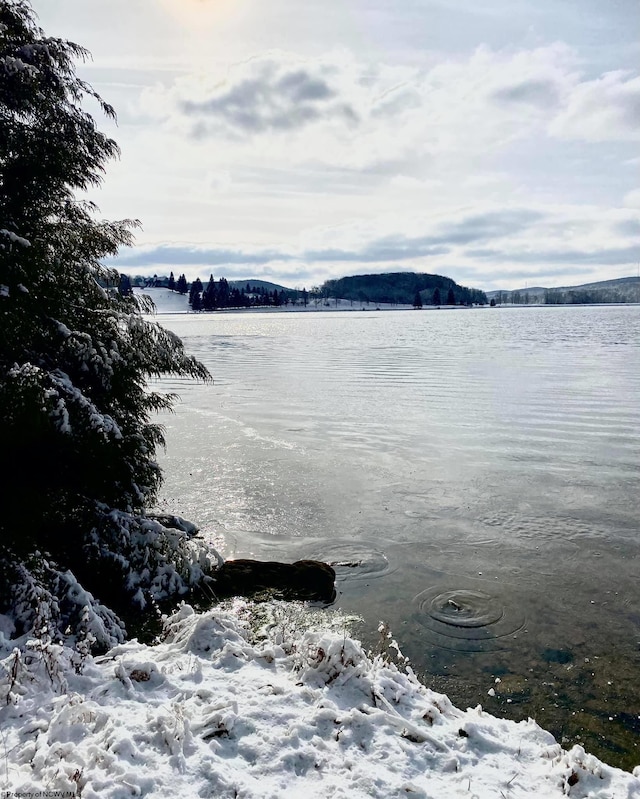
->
[1,602,638,798]
[135,287,192,314]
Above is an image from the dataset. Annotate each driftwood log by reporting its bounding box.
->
[211,559,336,603]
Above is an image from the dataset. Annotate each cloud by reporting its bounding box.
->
[448,264,591,285]
[112,204,637,287]
[491,79,560,107]
[549,70,640,142]
[466,244,639,266]
[623,189,640,208]
[163,55,359,137]
[616,218,640,236]
[298,208,546,262]
[139,43,640,180]
[304,241,450,263]
[435,209,546,245]
[114,243,293,268]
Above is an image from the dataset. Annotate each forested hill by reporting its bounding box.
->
[486,276,640,305]
[321,272,487,305]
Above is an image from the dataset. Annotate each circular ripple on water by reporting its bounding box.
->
[306,540,395,582]
[413,586,526,653]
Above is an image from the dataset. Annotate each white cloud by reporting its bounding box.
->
[141,43,640,179]
[623,188,640,208]
[549,70,640,142]
[174,56,358,136]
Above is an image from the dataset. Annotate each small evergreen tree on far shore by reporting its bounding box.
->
[176,273,188,294]
[189,276,203,309]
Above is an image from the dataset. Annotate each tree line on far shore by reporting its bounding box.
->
[489,277,640,305]
[134,270,489,310]
[141,272,306,309]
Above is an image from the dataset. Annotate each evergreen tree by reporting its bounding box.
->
[432,287,441,305]
[202,274,216,310]
[0,1,212,646]
[446,287,456,305]
[217,276,230,307]
[176,273,188,294]
[413,290,423,308]
[119,273,132,296]
[167,271,175,291]
[188,277,203,308]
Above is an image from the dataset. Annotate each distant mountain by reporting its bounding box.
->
[321,272,488,306]
[566,276,640,291]
[487,276,640,305]
[228,279,292,293]
[129,274,294,293]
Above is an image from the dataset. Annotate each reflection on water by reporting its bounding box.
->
[153,305,640,770]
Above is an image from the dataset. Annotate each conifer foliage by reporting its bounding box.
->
[0,1,212,647]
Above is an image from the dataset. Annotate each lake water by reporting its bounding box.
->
[153,305,640,770]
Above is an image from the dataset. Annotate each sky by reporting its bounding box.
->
[33,0,640,291]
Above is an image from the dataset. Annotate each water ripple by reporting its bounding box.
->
[305,540,395,582]
[413,585,527,653]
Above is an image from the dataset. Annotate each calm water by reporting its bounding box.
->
[153,305,640,769]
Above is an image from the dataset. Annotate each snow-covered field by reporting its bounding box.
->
[2,601,639,799]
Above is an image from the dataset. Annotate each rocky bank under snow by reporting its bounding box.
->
[1,601,639,798]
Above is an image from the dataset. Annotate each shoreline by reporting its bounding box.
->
[135,288,640,315]
[2,600,639,797]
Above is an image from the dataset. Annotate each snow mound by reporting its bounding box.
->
[1,603,638,798]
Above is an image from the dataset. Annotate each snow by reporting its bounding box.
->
[0,227,31,247]
[1,55,38,78]
[1,601,638,798]
[134,287,193,314]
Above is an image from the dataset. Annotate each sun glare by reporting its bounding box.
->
[158,0,238,29]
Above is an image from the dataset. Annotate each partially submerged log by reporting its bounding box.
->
[211,559,336,603]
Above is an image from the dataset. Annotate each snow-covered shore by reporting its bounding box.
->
[134,286,439,314]
[1,601,639,798]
